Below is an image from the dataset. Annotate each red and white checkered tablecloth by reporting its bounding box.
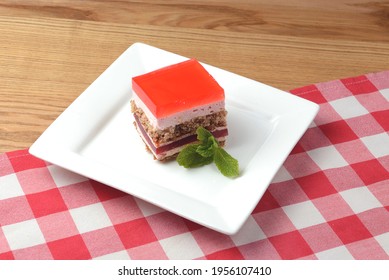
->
[1,71,388,260]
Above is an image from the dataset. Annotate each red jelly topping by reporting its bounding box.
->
[132,59,224,118]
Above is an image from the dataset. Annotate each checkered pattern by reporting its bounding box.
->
[1,71,388,260]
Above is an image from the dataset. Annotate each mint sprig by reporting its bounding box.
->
[176,127,239,178]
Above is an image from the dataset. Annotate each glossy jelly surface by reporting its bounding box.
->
[132,59,224,118]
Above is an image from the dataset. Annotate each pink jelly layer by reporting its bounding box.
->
[134,114,228,157]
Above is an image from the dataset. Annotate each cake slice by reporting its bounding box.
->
[131,58,228,161]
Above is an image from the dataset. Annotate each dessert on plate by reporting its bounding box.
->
[130,58,228,161]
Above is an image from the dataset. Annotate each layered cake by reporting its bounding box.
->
[131,58,228,161]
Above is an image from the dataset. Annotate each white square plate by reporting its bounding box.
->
[29,43,319,234]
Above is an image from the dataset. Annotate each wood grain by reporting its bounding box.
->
[1,0,388,42]
[1,1,389,153]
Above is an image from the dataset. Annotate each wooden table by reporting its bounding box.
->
[1,0,388,153]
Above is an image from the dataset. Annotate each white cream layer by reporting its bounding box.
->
[132,92,225,130]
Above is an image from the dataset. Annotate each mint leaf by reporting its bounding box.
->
[196,136,218,158]
[196,126,213,144]
[177,144,213,168]
[176,126,239,178]
[213,147,239,178]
